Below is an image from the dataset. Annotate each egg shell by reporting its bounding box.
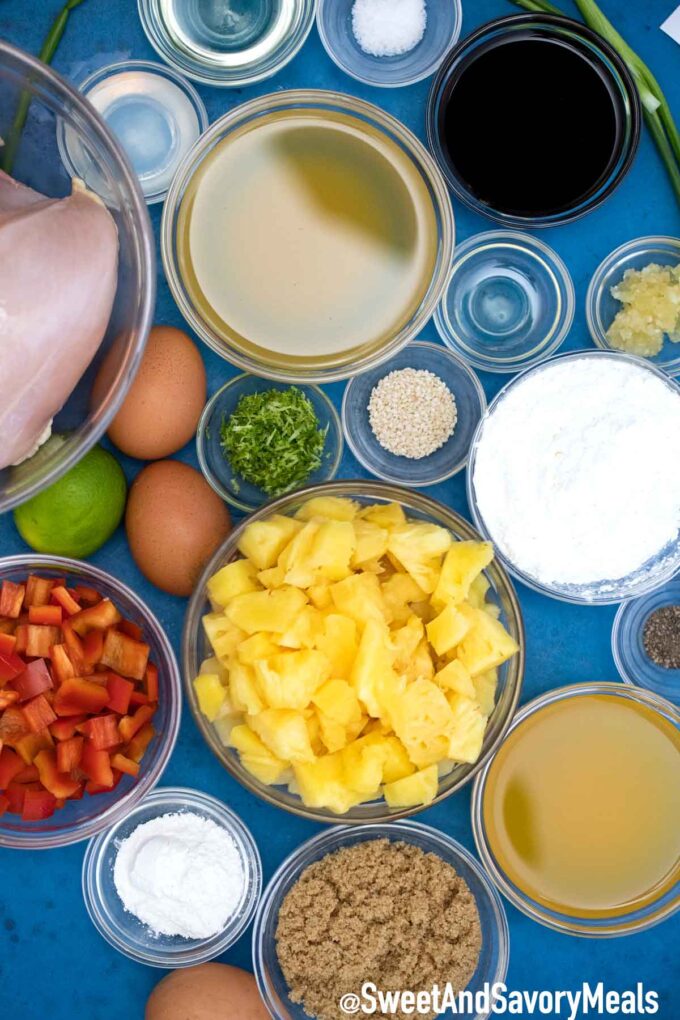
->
[145,964,269,1020]
[99,325,206,460]
[126,461,231,597]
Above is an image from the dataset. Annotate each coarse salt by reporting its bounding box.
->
[352,0,427,58]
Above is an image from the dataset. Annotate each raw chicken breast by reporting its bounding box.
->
[0,170,119,468]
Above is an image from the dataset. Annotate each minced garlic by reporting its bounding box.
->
[605,262,680,357]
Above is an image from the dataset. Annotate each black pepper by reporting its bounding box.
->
[642,605,680,670]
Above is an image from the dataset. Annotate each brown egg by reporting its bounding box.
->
[97,325,206,460]
[126,461,231,597]
[145,964,269,1020]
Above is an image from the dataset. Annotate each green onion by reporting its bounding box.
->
[220,387,328,498]
[510,0,680,205]
[2,0,89,174]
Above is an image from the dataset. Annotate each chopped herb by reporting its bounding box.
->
[220,386,327,497]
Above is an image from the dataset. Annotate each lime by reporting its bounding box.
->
[14,446,127,558]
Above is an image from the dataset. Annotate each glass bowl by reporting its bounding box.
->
[316,0,462,88]
[182,480,525,825]
[162,89,455,383]
[196,374,343,513]
[427,14,640,228]
[471,683,680,937]
[138,0,316,87]
[586,236,680,376]
[82,786,262,967]
[341,341,486,486]
[467,350,680,605]
[0,556,181,850]
[0,40,155,514]
[434,231,575,374]
[612,580,680,706]
[252,821,509,1020]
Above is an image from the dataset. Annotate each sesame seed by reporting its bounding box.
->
[368,367,457,459]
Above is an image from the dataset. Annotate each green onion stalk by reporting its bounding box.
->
[2,0,89,174]
[510,0,680,205]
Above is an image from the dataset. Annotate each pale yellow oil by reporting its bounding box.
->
[176,109,438,369]
[482,694,680,918]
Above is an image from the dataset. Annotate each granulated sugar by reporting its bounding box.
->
[352,0,427,58]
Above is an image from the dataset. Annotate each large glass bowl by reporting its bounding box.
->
[0,40,155,514]
[182,481,525,824]
[252,822,509,1020]
[0,556,181,850]
[162,90,455,383]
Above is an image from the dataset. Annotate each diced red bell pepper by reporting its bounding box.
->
[22,788,56,820]
[129,690,149,707]
[0,706,30,747]
[70,599,121,637]
[49,715,87,741]
[125,723,155,763]
[106,673,133,715]
[5,783,26,814]
[0,689,20,710]
[82,714,120,751]
[50,644,76,683]
[73,585,101,606]
[0,581,25,619]
[80,742,114,788]
[0,633,16,655]
[0,793,9,817]
[53,678,109,717]
[118,619,143,642]
[0,641,26,684]
[12,658,53,702]
[22,694,57,733]
[56,735,84,773]
[25,625,61,659]
[0,746,25,789]
[0,619,16,636]
[82,629,104,668]
[14,624,28,655]
[34,749,82,799]
[145,662,159,702]
[50,586,80,616]
[100,629,150,680]
[15,729,53,765]
[25,575,56,608]
[110,752,140,777]
[118,703,155,743]
[28,604,62,627]
[14,763,39,783]
[60,621,87,674]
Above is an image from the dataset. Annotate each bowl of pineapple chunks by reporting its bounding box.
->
[183,482,524,822]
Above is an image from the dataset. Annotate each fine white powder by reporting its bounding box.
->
[113,811,245,939]
[352,0,427,57]
[472,357,680,588]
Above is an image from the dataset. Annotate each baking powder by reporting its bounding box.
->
[472,356,680,588]
[113,811,245,939]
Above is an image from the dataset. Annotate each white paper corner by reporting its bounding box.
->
[661,4,680,44]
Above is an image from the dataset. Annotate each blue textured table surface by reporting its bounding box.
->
[1,1,679,1017]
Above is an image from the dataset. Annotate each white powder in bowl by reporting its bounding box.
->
[352,0,427,58]
[472,356,680,588]
[113,811,245,939]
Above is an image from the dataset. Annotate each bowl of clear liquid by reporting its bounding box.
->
[138,0,317,87]
[434,231,574,374]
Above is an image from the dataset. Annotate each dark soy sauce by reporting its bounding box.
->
[440,36,622,218]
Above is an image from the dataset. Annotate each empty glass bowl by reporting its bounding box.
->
[82,787,262,967]
[434,231,575,373]
[586,236,680,376]
[612,579,680,706]
[316,0,462,88]
[196,374,343,513]
[341,341,486,485]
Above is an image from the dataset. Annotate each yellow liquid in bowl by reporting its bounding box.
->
[482,694,680,917]
[176,109,438,369]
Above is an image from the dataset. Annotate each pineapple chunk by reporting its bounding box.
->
[199,655,227,683]
[447,693,486,763]
[473,669,498,717]
[214,714,238,746]
[278,521,320,587]
[426,603,472,656]
[363,732,415,783]
[391,616,424,674]
[315,614,358,679]
[350,618,398,718]
[193,673,227,722]
[238,514,301,570]
[434,659,475,698]
[316,711,350,753]
[456,605,519,676]
[404,639,435,682]
[340,736,386,797]
[202,613,246,662]
[312,678,363,727]
[279,606,324,649]
[432,541,494,608]
[308,582,332,609]
[467,572,491,610]
[292,754,362,814]
[226,587,307,634]
[207,559,260,608]
[295,496,359,521]
[250,709,315,763]
[257,566,286,589]
[237,632,280,666]
[253,649,330,710]
[381,572,427,625]
[351,519,388,567]
[330,571,387,627]
[384,764,438,808]
[388,677,454,768]
[387,523,452,593]
[308,520,356,581]
[229,723,289,785]
[359,502,406,529]
[305,709,325,756]
[229,659,265,716]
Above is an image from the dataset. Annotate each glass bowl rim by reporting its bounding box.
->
[81,785,263,967]
[470,681,680,937]
[315,0,463,89]
[340,340,487,484]
[434,229,576,374]
[466,348,680,605]
[0,554,181,849]
[161,88,455,383]
[182,479,525,825]
[611,581,680,699]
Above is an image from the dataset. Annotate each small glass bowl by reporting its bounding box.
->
[612,580,680,706]
[434,231,575,374]
[0,556,181,850]
[82,787,263,968]
[316,0,462,88]
[586,236,680,377]
[253,821,509,1020]
[471,683,680,937]
[196,374,343,513]
[138,0,316,87]
[341,341,486,486]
